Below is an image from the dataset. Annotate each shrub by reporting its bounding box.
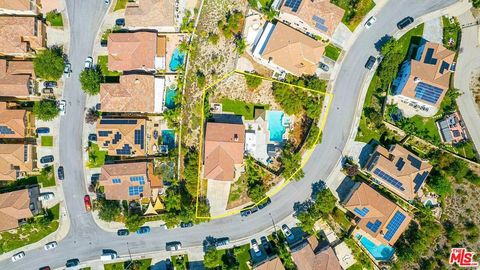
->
[33,99,59,121]
[33,48,65,81]
[79,68,103,95]
[245,73,262,89]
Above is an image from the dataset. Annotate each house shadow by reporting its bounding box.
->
[310,180,326,200]
[374,34,393,52]
[358,141,377,168]
[150,259,171,270]
[335,177,358,203]
[189,261,206,270]
[210,113,244,124]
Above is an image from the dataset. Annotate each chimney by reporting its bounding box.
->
[234,134,239,142]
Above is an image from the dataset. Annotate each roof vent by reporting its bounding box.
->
[414,77,421,83]
[233,134,239,142]
[135,78,140,84]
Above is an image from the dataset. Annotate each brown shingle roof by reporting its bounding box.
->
[0,59,34,97]
[204,122,245,181]
[99,162,151,200]
[0,189,33,231]
[108,32,157,71]
[0,0,33,11]
[255,257,286,270]
[125,0,174,28]
[292,236,342,270]
[344,183,412,245]
[280,0,345,37]
[0,144,33,181]
[100,74,156,113]
[0,15,44,55]
[261,22,324,76]
[366,144,432,201]
[0,102,26,138]
[96,118,147,157]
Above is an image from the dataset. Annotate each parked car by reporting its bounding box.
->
[166,241,182,251]
[44,241,58,251]
[84,195,92,211]
[40,155,54,164]
[251,239,262,257]
[281,225,295,241]
[365,56,376,70]
[65,259,80,268]
[36,127,50,134]
[364,16,377,29]
[84,56,93,70]
[100,251,117,261]
[38,267,51,270]
[42,88,54,94]
[11,251,25,262]
[57,100,66,115]
[136,226,150,234]
[91,173,100,184]
[180,221,193,228]
[39,192,55,201]
[258,198,271,210]
[64,63,72,77]
[260,236,271,253]
[104,0,110,4]
[43,81,57,88]
[58,166,65,180]
[115,18,125,27]
[117,229,129,236]
[88,133,97,142]
[319,62,329,72]
[214,237,230,247]
[397,16,414,30]
[240,209,251,217]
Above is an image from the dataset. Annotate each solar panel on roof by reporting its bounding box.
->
[315,23,328,32]
[439,61,450,74]
[354,207,369,217]
[134,125,145,150]
[366,220,382,233]
[413,171,429,193]
[414,82,443,104]
[0,126,15,135]
[284,0,302,12]
[384,211,407,241]
[100,119,138,125]
[130,176,145,185]
[116,144,132,155]
[407,154,422,169]
[373,168,405,192]
[112,178,121,184]
[395,158,405,171]
[312,15,328,33]
[128,186,144,196]
[312,15,325,24]
[112,132,122,145]
[98,131,112,137]
[424,48,437,65]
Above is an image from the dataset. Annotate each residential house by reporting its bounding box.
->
[0,0,39,14]
[108,31,164,72]
[365,144,432,201]
[96,118,147,157]
[99,162,152,200]
[272,0,345,40]
[291,236,342,270]
[392,41,455,115]
[125,0,175,29]
[204,122,245,181]
[437,111,467,144]
[0,187,41,232]
[344,183,412,246]
[0,15,45,56]
[0,143,35,181]
[0,59,35,97]
[252,22,325,76]
[100,74,164,113]
[254,257,285,270]
[0,102,34,138]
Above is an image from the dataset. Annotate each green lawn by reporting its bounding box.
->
[221,98,268,120]
[114,0,128,11]
[172,255,189,270]
[104,258,152,270]
[442,16,460,50]
[332,0,376,31]
[332,207,351,232]
[0,204,60,254]
[37,166,56,187]
[234,244,251,270]
[324,44,342,61]
[97,55,122,77]
[87,143,107,168]
[41,135,53,147]
[46,11,63,27]
[2,166,57,191]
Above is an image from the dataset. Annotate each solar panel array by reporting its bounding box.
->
[128,186,144,196]
[98,131,112,137]
[395,158,405,171]
[112,178,121,184]
[413,171,429,193]
[312,15,328,33]
[130,176,145,185]
[116,144,132,155]
[407,154,421,169]
[384,211,406,241]
[99,119,138,125]
[112,132,122,145]
[0,126,15,135]
[439,61,450,74]
[373,168,405,192]
[366,220,382,233]
[424,48,437,65]
[414,82,443,104]
[134,125,145,150]
[284,0,302,12]
[354,207,369,217]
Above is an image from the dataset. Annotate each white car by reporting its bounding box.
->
[44,241,58,251]
[364,16,377,29]
[39,192,55,201]
[11,251,25,262]
[58,100,66,115]
[104,0,110,4]
[282,224,295,241]
[84,56,93,70]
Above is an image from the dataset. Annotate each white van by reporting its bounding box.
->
[100,253,117,261]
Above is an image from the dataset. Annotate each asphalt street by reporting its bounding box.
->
[0,0,458,269]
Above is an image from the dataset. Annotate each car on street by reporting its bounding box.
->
[40,155,54,164]
[166,241,182,251]
[258,198,271,209]
[397,16,414,30]
[44,241,58,251]
[84,195,92,211]
[104,0,110,4]
[117,229,129,236]
[214,237,230,247]
[65,258,80,268]
[36,127,50,134]
[319,62,329,72]
[11,251,25,262]
[39,192,55,201]
[64,63,72,77]
[282,224,295,241]
[115,18,125,27]
[58,100,66,115]
[136,226,151,234]
[251,239,262,257]
[42,88,54,94]
[100,250,117,261]
[43,81,57,88]
[240,209,251,217]
[365,56,376,70]
[84,56,93,70]
[39,266,51,270]
[180,221,193,228]
[58,166,64,180]
[364,16,377,29]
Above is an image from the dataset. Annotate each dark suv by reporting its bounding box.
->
[365,56,376,70]
[397,16,414,30]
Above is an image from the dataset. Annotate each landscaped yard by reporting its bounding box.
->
[324,44,342,61]
[87,143,107,168]
[234,244,251,270]
[46,10,63,27]
[114,0,128,11]
[0,204,60,254]
[97,55,122,77]
[104,258,152,270]
[221,98,268,120]
[331,0,376,31]
[442,16,461,50]
[41,135,54,147]
[37,166,56,187]
[172,255,189,270]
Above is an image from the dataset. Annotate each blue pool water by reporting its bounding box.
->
[357,234,395,261]
[169,48,185,71]
[165,88,176,109]
[267,111,286,142]
[162,130,175,150]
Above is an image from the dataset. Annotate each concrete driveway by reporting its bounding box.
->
[206,179,232,216]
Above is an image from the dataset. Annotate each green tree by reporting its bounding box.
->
[125,213,144,232]
[33,99,59,121]
[427,174,452,196]
[315,188,337,215]
[97,198,121,222]
[197,70,206,88]
[245,73,262,89]
[272,83,303,115]
[281,144,304,181]
[79,68,103,95]
[33,47,65,81]
[204,248,222,268]
[208,33,220,45]
[235,38,247,54]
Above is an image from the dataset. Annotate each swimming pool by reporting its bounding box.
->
[169,48,185,72]
[165,87,176,109]
[357,234,395,261]
[162,130,175,150]
[267,111,286,142]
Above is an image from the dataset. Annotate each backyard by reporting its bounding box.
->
[442,16,461,50]
[331,0,376,31]
[221,98,268,120]
[87,143,107,168]
[104,258,152,270]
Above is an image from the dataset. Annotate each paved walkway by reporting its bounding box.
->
[423,17,443,43]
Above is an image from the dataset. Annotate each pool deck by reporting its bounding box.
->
[164,33,188,73]
[354,229,395,263]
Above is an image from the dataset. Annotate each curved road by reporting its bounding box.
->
[1,0,457,269]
